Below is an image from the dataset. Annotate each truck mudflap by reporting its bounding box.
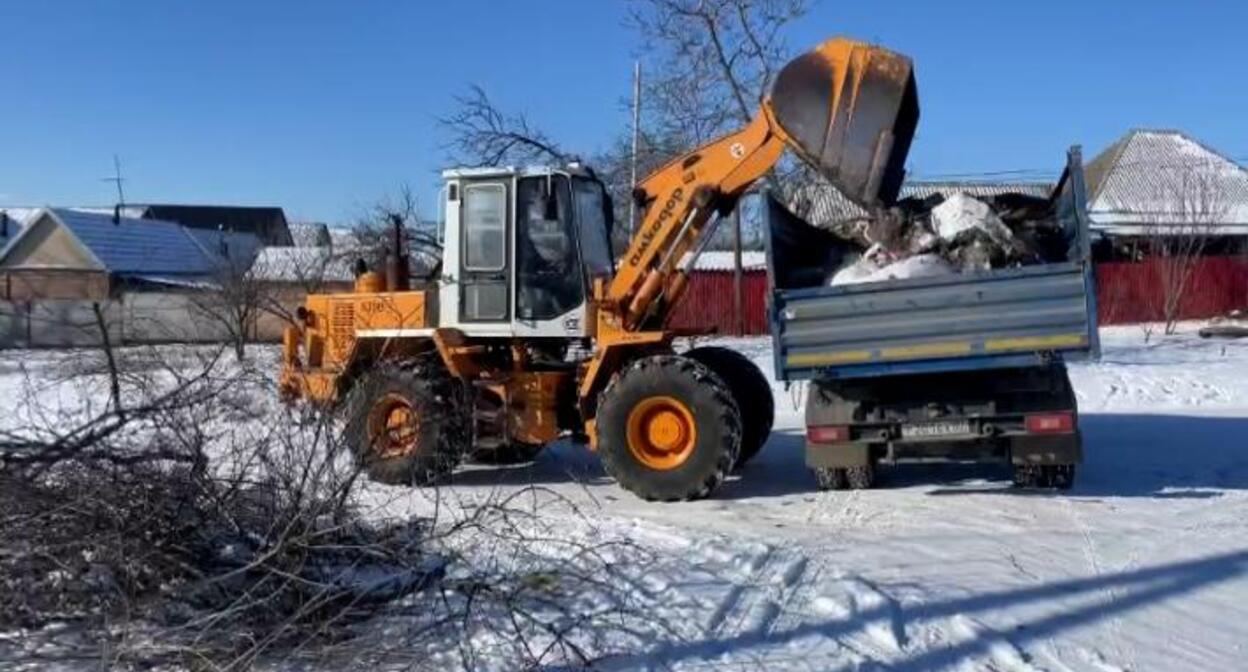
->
[1010,430,1082,466]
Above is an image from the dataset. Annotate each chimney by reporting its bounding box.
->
[1,212,8,237]
[217,224,229,258]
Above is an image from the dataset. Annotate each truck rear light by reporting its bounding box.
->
[808,425,850,443]
[1025,411,1074,434]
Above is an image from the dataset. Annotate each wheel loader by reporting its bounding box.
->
[279,36,918,500]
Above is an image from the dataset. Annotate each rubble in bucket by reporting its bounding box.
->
[825,190,1069,287]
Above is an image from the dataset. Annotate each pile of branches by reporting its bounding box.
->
[0,344,664,670]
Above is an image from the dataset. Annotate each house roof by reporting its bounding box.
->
[249,246,356,283]
[184,227,264,273]
[789,178,1055,228]
[0,208,263,281]
[0,208,33,250]
[49,208,220,276]
[1085,129,1248,233]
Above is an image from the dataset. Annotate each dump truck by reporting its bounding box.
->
[280,36,922,501]
[763,148,1099,490]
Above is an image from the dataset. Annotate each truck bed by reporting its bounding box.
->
[765,147,1099,382]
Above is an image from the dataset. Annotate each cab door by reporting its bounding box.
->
[459,182,510,322]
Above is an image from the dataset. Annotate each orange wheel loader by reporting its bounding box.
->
[279,37,918,501]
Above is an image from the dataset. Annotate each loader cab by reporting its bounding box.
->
[439,165,613,338]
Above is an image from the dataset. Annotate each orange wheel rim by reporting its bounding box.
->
[625,396,697,470]
[368,393,420,458]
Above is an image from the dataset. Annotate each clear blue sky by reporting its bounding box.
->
[2,1,1245,223]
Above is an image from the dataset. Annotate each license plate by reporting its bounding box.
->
[901,420,972,439]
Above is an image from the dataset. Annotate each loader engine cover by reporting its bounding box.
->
[770,37,919,208]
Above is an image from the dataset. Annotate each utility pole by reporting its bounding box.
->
[629,60,641,236]
[102,154,126,206]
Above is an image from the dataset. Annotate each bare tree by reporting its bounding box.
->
[351,184,443,283]
[190,250,264,361]
[1143,167,1229,335]
[605,0,810,249]
[438,85,567,167]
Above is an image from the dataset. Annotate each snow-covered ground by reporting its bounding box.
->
[3,324,1246,670]
[376,325,1248,671]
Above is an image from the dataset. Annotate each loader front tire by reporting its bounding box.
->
[597,355,741,501]
[686,346,774,468]
[343,362,468,486]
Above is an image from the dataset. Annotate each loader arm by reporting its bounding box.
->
[578,36,919,424]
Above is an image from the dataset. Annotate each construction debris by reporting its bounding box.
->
[822,191,1069,286]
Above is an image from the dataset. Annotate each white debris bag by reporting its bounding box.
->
[931,192,1015,247]
[830,253,954,287]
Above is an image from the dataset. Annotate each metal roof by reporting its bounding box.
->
[249,246,356,283]
[1085,129,1248,232]
[49,208,219,276]
[786,178,1055,229]
[184,227,264,273]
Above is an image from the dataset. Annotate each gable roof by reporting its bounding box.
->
[790,178,1055,228]
[50,208,220,276]
[0,208,33,251]
[1085,129,1248,232]
[0,208,249,280]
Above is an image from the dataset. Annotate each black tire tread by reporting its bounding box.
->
[342,360,468,486]
[597,355,741,502]
[686,346,775,469]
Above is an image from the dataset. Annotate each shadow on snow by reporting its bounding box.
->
[586,547,1248,671]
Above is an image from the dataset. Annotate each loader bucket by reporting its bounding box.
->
[770,37,918,208]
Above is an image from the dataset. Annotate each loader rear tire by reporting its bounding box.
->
[343,361,468,486]
[686,346,774,469]
[597,355,741,501]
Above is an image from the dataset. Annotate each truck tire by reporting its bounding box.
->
[686,346,774,469]
[814,465,875,490]
[814,467,847,490]
[343,362,469,486]
[470,441,544,465]
[1013,464,1076,490]
[597,355,741,501]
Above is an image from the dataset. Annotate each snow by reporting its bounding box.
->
[3,324,1248,669]
[931,191,1015,245]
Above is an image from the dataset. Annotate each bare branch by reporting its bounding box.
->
[438,85,567,167]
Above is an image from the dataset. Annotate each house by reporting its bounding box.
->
[791,179,1055,232]
[0,208,261,300]
[74,203,293,246]
[1084,129,1248,256]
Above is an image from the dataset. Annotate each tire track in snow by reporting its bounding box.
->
[1061,496,1136,672]
[707,544,813,644]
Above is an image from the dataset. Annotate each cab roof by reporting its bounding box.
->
[441,163,596,180]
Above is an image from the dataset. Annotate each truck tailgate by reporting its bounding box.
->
[772,262,1098,380]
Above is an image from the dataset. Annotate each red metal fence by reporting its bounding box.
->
[1095,256,1248,325]
[670,257,1248,336]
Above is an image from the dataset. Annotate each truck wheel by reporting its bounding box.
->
[343,362,468,485]
[846,465,875,490]
[597,355,741,501]
[686,347,774,469]
[814,467,848,490]
[1013,464,1076,490]
[470,441,544,465]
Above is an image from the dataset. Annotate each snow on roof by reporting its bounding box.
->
[0,208,34,250]
[690,250,766,271]
[249,246,356,283]
[289,221,332,247]
[1085,129,1248,233]
[787,178,1055,229]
